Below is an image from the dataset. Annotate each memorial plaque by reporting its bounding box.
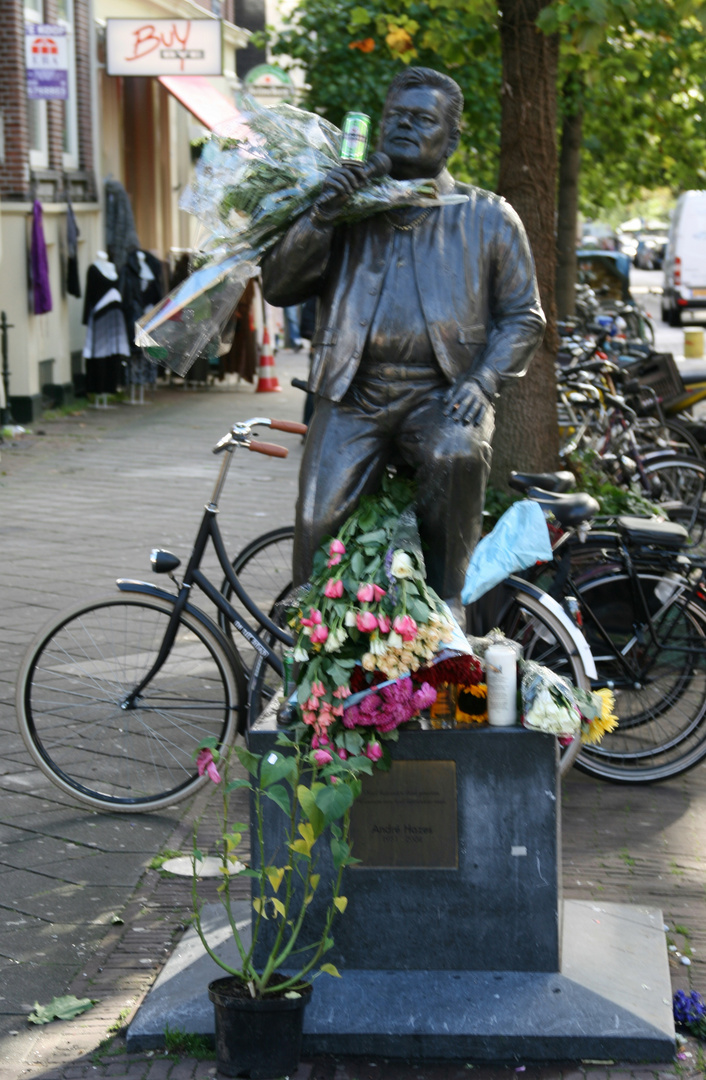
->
[349,760,457,869]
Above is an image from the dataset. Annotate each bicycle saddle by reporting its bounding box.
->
[509,470,576,494]
[616,515,689,548]
[526,488,600,527]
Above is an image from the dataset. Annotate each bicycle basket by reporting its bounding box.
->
[625,352,684,401]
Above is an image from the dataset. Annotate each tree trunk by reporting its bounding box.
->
[490,0,560,487]
[555,73,584,322]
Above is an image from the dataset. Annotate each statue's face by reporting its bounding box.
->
[380,85,457,180]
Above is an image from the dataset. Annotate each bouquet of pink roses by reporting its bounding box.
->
[288,474,459,764]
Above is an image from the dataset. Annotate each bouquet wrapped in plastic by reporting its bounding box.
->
[521,658,618,745]
[136,95,467,376]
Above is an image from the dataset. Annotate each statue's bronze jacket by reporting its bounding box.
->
[262,169,546,402]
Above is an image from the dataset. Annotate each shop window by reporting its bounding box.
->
[26,0,49,169]
[55,0,78,169]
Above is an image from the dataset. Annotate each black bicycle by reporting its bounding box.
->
[15,418,306,812]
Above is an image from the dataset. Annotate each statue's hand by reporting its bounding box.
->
[442,377,491,426]
[312,165,372,224]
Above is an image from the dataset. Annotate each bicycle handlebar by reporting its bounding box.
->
[249,440,289,458]
[270,418,308,435]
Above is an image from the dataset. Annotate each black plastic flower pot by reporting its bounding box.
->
[208,976,313,1078]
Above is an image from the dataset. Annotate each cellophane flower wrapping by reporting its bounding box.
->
[135,94,467,376]
[521,657,618,744]
[288,474,480,763]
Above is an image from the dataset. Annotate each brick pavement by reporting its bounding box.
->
[1,353,706,1078]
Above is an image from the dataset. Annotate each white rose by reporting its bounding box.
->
[370,637,387,656]
[387,630,404,649]
[293,647,309,662]
[390,550,415,579]
[344,610,358,627]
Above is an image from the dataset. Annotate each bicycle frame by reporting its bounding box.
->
[119,433,296,709]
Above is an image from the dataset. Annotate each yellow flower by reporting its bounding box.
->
[581,689,619,745]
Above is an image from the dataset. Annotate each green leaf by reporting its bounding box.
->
[297,783,325,837]
[235,745,260,776]
[351,551,365,579]
[226,778,252,793]
[330,836,351,871]
[28,995,95,1025]
[348,5,372,27]
[261,751,297,789]
[265,784,291,815]
[315,781,354,823]
[357,528,387,546]
[297,679,312,706]
[320,962,342,978]
[343,730,364,755]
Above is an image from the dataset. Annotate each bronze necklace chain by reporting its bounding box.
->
[384,207,434,231]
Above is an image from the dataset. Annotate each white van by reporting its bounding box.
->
[662,190,706,325]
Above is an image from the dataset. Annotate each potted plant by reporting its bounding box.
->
[192,731,367,1079]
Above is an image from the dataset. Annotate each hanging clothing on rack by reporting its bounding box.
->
[120,249,165,385]
[66,195,81,298]
[30,199,52,315]
[82,253,129,394]
[104,178,140,273]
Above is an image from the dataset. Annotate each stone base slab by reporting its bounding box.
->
[128,900,674,1063]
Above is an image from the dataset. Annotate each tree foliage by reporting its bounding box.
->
[266,0,706,213]
[266,0,502,191]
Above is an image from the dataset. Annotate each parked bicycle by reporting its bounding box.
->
[15,418,306,813]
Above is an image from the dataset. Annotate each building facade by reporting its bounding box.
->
[0,0,247,421]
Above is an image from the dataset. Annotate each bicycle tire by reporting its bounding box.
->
[17,593,244,812]
[641,455,706,512]
[219,526,296,676]
[572,569,706,782]
[496,587,591,775]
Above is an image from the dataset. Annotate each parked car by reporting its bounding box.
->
[662,191,706,326]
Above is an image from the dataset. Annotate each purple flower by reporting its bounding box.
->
[674,989,706,1026]
[413,682,437,710]
[360,693,382,717]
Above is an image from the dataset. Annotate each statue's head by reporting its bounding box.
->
[380,67,462,181]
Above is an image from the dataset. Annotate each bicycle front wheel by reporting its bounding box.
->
[17,594,244,812]
[219,526,295,676]
[495,587,592,776]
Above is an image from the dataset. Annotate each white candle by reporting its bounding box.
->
[486,643,518,726]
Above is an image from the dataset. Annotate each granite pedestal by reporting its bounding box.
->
[128,725,675,1062]
[248,724,675,1062]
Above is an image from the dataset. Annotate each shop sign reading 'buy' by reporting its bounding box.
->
[25,25,68,100]
[106,19,223,77]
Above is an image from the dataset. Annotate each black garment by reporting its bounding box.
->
[66,197,81,298]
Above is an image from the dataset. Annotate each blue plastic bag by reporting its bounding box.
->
[462,500,552,605]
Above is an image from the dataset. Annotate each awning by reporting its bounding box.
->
[159,75,243,131]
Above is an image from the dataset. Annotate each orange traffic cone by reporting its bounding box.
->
[255,328,281,392]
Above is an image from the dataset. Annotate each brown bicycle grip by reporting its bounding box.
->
[269,419,308,435]
[249,441,289,458]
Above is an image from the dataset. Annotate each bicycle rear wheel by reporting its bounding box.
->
[17,593,244,811]
[219,526,295,676]
[573,569,706,782]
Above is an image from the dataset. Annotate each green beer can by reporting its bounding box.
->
[340,112,371,164]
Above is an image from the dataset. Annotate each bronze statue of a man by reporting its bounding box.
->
[262,67,545,607]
